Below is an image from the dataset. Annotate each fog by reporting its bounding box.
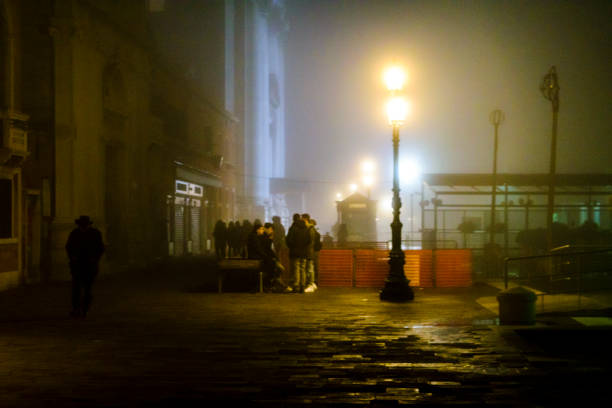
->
[284,0,612,234]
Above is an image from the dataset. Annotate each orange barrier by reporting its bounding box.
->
[354,250,388,288]
[318,250,353,287]
[404,250,434,288]
[435,249,472,287]
[318,249,471,288]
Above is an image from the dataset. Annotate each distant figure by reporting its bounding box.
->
[285,213,310,293]
[241,220,252,258]
[262,223,289,292]
[227,221,236,256]
[322,232,334,248]
[301,213,317,293]
[271,215,286,253]
[337,223,348,247]
[65,215,105,318]
[213,220,227,259]
[231,221,241,257]
[311,219,322,286]
[247,220,265,260]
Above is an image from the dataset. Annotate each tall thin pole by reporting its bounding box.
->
[489,109,504,245]
[420,182,425,245]
[504,183,509,257]
[391,125,402,256]
[410,192,414,244]
[541,66,560,250]
[380,124,414,301]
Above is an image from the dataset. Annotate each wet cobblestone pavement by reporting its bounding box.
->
[1,265,611,407]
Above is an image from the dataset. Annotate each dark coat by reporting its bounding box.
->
[65,227,105,273]
[247,230,265,260]
[272,220,286,250]
[261,232,278,262]
[241,221,252,247]
[213,220,227,244]
[305,225,316,260]
[285,220,310,259]
[230,222,242,248]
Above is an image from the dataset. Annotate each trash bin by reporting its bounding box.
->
[496,286,537,325]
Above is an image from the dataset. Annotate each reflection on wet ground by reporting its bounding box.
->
[0,268,610,406]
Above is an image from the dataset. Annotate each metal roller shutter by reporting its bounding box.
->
[191,206,201,255]
[174,204,185,256]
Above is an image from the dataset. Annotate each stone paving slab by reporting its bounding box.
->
[0,266,611,407]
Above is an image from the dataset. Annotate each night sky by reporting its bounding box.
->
[284,0,612,232]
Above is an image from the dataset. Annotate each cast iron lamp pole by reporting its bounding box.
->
[380,66,414,302]
[540,66,560,250]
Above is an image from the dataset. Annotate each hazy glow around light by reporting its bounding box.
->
[380,196,393,213]
[383,66,406,91]
[361,159,376,174]
[336,192,343,200]
[387,97,410,125]
[399,158,422,185]
[349,183,358,193]
[363,175,374,187]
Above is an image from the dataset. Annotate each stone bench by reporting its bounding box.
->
[217,259,263,293]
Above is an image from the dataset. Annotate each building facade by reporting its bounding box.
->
[336,193,378,242]
[0,0,289,291]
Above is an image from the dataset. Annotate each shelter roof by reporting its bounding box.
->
[422,173,612,188]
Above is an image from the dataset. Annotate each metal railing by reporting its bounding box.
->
[503,248,612,297]
[324,239,458,250]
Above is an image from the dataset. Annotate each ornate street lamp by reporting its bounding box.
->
[380,66,414,302]
[540,66,560,250]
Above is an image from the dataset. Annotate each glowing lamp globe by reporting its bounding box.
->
[386,97,409,126]
[383,66,406,91]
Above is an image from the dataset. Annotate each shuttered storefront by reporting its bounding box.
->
[191,200,201,255]
[173,196,185,256]
[170,180,203,256]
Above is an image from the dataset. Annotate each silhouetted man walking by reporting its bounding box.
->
[65,215,105,318]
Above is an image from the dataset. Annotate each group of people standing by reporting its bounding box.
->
[213,213,322,293]
[213,219,258,259]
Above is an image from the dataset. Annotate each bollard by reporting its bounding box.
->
[496,286,537,325]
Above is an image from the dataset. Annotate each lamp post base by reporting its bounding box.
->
[380,254,414,302]
[380,278,414,302]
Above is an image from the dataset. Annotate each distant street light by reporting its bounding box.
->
[399,157,421,186]
[489,109,504,246]
[349,183,358,193]
[383,66,407,91]
[540,66,560,250]
[361,159,376,198]
[361,159,376,174]
[380,65,414,302]
[362,175,374,198]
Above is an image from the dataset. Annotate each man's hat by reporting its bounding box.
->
[75,215,93,226]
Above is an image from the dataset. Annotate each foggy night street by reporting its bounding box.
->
[2,0,612,406]
[1,259,611,407]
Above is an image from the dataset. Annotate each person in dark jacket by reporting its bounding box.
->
[226,221,235,256]
[247,220,264,260]
[241,220,252,258]
[213,220,227,259]
[262,222,288,292]
[285,213,310,293]
[65,215,105,318]
[311,219,322,288]
[301,213,317,293]
[231,221,241,257]
[271,216,286,252]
